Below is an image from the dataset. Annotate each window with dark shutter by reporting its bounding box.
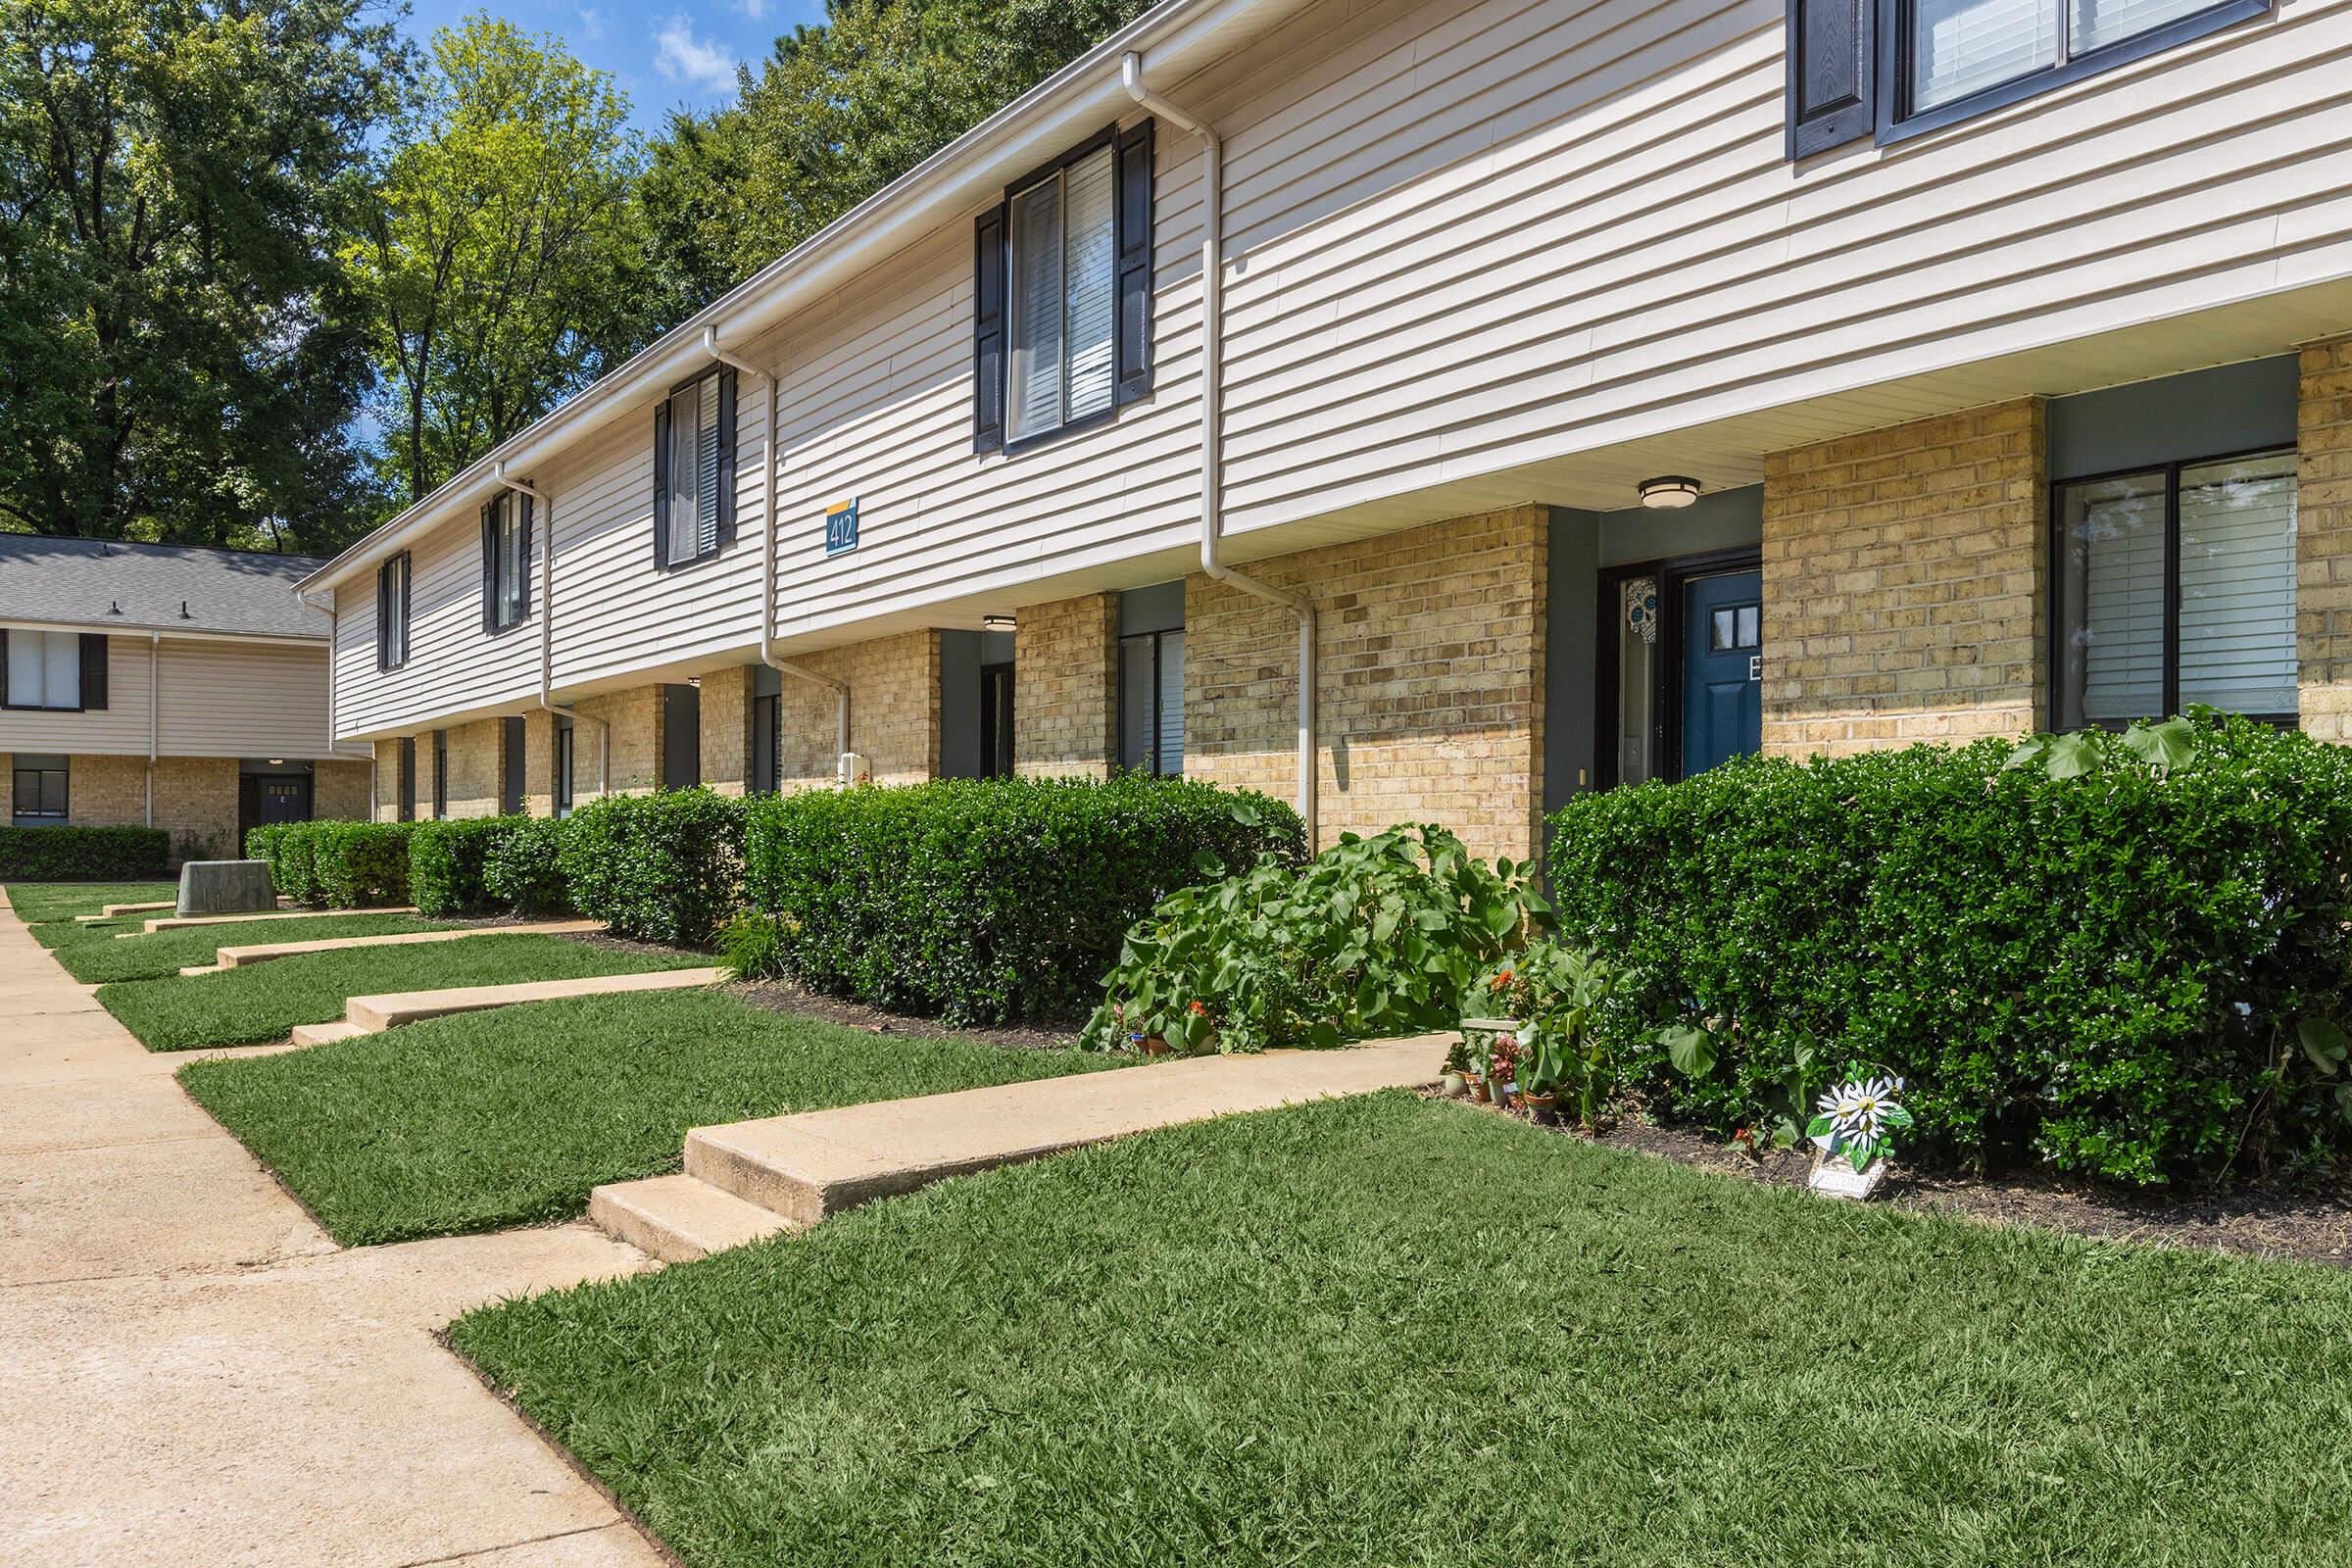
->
[976,121,1154,453]
[656,368,736,569]
[78,634,107,710]
[482,494,528,631]
[378,553,411,669]
[3,628,84,710]
[1787,0,1874,158]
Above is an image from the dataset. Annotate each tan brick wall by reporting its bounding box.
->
[519,710,557,817]
[575,684,664,798]
[1185,504,1548,866]
[430,718,507,818]
[701,665,753,796]
[56,754,236,862]
[1014,594,1117,779]
[2299,334,2352,742]
[1760,397,2046,756]
[775,632,939,789]
[64,753,149,831]
[314,760,372,822]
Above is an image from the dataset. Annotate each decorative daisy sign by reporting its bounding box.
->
[1806,1075,1911,1200]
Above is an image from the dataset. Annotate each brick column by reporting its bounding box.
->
[578,685,664,797]
[700,665,753,796]
[518,710,556,816]
[1761,397,2046,756]
[372,738,403,821]
[2298,334,2352,742]
[1014,593,1118,779]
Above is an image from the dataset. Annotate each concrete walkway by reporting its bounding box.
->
[0,890,664,1567]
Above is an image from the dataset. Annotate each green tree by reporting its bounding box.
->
[349,14,645,507]
[0,0,405,548]
[642,0,1152,312]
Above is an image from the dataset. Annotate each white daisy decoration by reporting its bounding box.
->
[1809,1075,1913,1171]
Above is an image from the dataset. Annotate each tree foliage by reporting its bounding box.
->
[346,14,646,506]
[0,0,404,547]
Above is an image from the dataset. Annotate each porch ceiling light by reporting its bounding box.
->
[1638,475,1701,510]
[981,613,1016,632]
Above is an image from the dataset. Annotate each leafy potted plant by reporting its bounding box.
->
[1441,1035,1472,1098]
[1488,1032,1524,1108]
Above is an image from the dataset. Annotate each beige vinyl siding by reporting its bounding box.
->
[333,499,541,735]
[0,634,149,756]
[326,0,2352,731]
[155,639,340,758]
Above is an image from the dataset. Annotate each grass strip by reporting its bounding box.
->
[456,1092,2352,1568]
[99,933,706,1052]
[52,912,460,985]
[4,880,178,925]
[182,989,1131,1245]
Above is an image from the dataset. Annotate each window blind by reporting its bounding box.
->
[1063,147,1117,425]
[6,629,80,709]
[2179,452,2297,714]
[2061,472,2166,725]
[667,383,704,564]
[1914,0,2058,109]
[1008,177,1065,442]
[1154,628,1185,777]
[2074,0,2215,53]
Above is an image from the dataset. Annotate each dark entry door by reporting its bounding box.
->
[1681,569,1762,775]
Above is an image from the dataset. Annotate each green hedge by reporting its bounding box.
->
[247,819,411,907]
[0,825,170,880]
[742,776,1307,1025]
[1545,712,2352,1186]
[484,816,571,916]
[409,817,519,916]
[559,788,745,945]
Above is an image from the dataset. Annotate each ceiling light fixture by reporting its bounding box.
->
[981,614,1016,632]
[1638,475,1701,510]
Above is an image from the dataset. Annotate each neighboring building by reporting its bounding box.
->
[302,0,2352,865]
[0,537,371,860]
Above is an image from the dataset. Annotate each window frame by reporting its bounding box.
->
[432,729,449,819]
[2,628,85,712]
[1877,0,2270,145]
[999,124,1124,457]
[1116,626,1184,778]
[484,492,530,635]
[12,757,69,822]
[555,716,575,817]
[2046,442,2299,731]
[378,552,412,670]
[656,366,735,574]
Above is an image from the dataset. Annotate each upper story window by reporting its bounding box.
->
[1,629,104,711]
[377,552,411,669]
[655,368,737,570]
[479,491,530,633]
[1786,0,2269,156]
[973,122,1155,454]
[2053,447,2297,729]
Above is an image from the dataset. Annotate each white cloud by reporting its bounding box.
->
[575,7,607,41]
[738,0,769,18]
[654,17,739,94]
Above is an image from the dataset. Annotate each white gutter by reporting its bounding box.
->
[1122,51,1316,847]
[146,631,159,829]
[496,462,608,798]
[703,325,853,764]
[296,0,1291,599]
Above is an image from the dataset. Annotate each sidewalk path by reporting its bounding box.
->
[0,889,664,1568]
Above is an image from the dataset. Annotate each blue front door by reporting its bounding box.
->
[1681,569,1762,776]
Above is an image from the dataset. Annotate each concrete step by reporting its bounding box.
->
[79,902,174,922]
[343,967,724,1033]
[589,1174,801,1264]
[288,1020,370,1048]
[684,1033,1449,1228]
[140,906,418,935]
[214,920,606,970]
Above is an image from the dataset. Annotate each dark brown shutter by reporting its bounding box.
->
[78,633,107,710]
[516,495,533,619]
[1787,0,1875,159]
[972,205,1007,453]
[479,503,497,633]
[653,397,672,567]
[376,561,392,669]
[1114,119,1156,405]
[0,630,9,706]
[715,368,739,548]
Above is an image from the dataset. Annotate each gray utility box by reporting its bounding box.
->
[176,859,277,917]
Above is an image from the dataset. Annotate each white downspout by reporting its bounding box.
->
[706,324,852,768]
[497,461,608,799]
[1122,51,1316,846]
[146,631,159,828]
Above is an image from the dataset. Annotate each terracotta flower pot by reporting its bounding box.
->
[1523,1092,1559,1126]
[1138,1035,1173,1057]
[1440,1071,1467,1098]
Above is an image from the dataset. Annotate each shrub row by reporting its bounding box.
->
[247,820,413,907]
[0,825,170,880]
[560,790,746,945]
[738,776,1306,1025]
[1545,712,2352,1186]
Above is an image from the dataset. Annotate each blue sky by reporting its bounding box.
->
[397,0,832,133]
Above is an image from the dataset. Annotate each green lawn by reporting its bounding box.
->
[50,912,460,984]
[99,933,707,1052]
[454,1093,2352,1568]
[181,989,1133,1246]
[4,880,178,925]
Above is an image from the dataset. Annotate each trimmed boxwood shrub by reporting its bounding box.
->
[483,815,571,916]
[741,775,1307,1025]
[252,819,412,907]
[1545,712,2352,1186]
[0,825,170,879]
[559,788,745,945]
[409,816,524,916]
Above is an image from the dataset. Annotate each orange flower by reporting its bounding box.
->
[1488,968,1514,993]
[1188,1000,1206,1015]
